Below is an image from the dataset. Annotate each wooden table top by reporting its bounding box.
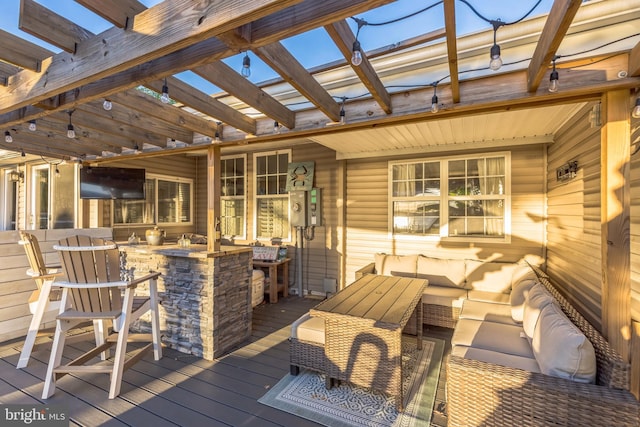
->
[310,274,426,329]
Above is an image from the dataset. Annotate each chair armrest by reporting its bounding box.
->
[355,262,376,280]
[447,355,640,426]
[26,269,64,280]
[128,271,162,287]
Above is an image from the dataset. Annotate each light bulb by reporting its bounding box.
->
[160,85,170,104]
[28,120,37,131]
[273,121,280,134]
[4,131,12,143]
[632,98,640,119]
[431,94,439,113]
[489,44,502,71]
[21,149,26,157]
[549,69,559,93]
[351,40,363,66]
[339,108,346,124]
[55,166,60,177]
[241,53,251,78]
[67,124,75,139]
[103,99,112,110]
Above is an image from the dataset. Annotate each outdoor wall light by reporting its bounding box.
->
[28,120,37,131]
[556,160,578,182]
[160,78,170,104]
[241,52,251,78]
[632,96,640,119]
[9,170,23,182]
[4,130,12,143]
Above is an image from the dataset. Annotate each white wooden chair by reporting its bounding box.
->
[16,231,63,369]
[42,235,162,399]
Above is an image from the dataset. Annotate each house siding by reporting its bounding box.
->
[343,146,546,283]
[546,103,603,329]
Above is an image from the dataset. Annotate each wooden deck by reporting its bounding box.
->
[0,296,452,426]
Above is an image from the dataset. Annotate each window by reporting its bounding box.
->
[114,174,192,225]
[390,153,510,240]
[254,150,290,240]
[220,155,246,238]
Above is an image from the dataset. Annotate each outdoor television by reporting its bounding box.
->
[80,167,146,199]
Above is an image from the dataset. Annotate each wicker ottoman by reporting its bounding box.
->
[289,312,326,376]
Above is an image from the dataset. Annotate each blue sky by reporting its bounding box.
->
[0,0,555,93]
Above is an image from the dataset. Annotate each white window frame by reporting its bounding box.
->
[221,154,247,240]
[112,173,193,227]
[388,151,511,243]
[253,149,291,242]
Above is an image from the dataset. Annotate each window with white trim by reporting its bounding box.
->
[254,150,290,240]
[220,155,246,239]
[113,174,192,225]
[390,153,510,240]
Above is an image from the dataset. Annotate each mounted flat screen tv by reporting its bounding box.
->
[80,167,146,199]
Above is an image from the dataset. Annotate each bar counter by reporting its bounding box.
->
[119,243,253,360]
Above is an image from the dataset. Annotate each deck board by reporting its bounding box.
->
[0,296,451,426]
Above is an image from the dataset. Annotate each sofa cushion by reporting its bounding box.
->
[510,278,538,323]
[522,283,556,340]
[374,253,418,277]
[452,345,541,373]
[452,318,534,359]
[291,313,325,344]
[532,302,596,383]
[422,286,467,308]
[465,260,522,293]
[459,299,516,324]
[467,290,510,304]
[416,255,466,288]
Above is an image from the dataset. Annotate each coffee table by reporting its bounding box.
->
[310,274,426,410]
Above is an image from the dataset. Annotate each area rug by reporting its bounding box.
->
[259,337,444,427]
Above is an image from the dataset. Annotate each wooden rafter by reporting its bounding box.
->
[0,29,52,71]
[75,0,147,28]
[19,0,94,53]
[527,0,582,93]
[443,0,459,103]
[630,41,640,77]
[194,61,296,130]
[0,0,302,114]
[325,20,392,114]
[255,42,341,122]
[144,78,257,136]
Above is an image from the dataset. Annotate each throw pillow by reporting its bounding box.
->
[532,302,596,383]
[416,255,466,288]
[374,253,418,277]
[510,278,538,323]
[522,283,556,339]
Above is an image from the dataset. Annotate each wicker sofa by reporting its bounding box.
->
[354,253,537,329]
[447,267,639,426]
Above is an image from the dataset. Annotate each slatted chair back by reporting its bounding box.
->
[19,231,49,288]
[56,235,123,316]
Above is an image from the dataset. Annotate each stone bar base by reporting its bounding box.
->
[120,244,252,360]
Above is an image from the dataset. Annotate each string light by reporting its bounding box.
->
[351,18,366,66]
[431,83,440,113]
[66,110,76,138]
[489,20,504,71]
[4,130,12,143]
[21,148,26,157]
[214,122,222,142]
[241,52,251,78]
[28,120,37,131]
[273,121,281,134]
[632,96,640,119]
[133,143,141,154]
[548,56,559,93]
[339,97,346,124]
[160,78,170,104]
[103,99,113,111]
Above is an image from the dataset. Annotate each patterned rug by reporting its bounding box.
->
[259,337,444,427]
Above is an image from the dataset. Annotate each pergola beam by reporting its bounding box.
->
[75,0,147,28]
[443,0,460,103]
[527,0,582,93]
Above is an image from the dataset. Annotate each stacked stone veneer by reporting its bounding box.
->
[120,245,253,360]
